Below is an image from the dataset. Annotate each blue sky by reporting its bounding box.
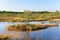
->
[0,0,60,11]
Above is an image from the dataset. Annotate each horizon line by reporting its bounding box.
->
[0,10,59,12]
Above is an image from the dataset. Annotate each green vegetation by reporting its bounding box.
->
[7,24,47,31]
[7,24,58,31]
[0,10,60,22]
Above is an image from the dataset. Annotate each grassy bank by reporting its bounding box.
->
[7,24,58,31]
[0,11,60,22]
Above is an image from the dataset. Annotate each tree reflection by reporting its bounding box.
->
[41,21,45,24]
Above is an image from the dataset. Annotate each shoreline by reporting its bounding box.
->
[0,18,60,22]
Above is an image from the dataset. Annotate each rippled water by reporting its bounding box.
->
[0,21,60,40]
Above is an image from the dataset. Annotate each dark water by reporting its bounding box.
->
[0,21,60,40]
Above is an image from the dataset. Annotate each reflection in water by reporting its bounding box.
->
[49,21,57,24]
[0,21,59,40]
[41,21,45,24]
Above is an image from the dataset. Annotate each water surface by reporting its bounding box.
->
[0,21,60,40]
